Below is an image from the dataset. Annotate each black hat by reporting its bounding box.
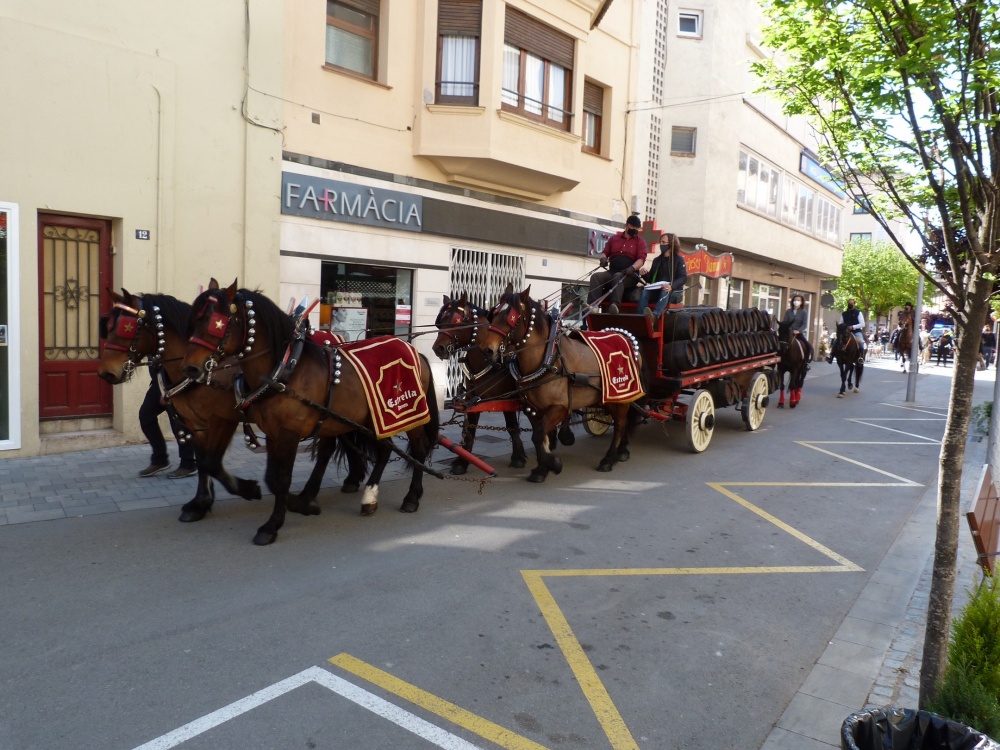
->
[625,215,642,228]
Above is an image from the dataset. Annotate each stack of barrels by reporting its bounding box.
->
[660,306,779,373]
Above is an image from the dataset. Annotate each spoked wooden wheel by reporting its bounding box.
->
[742,372,770,432]
[684,389,715,453]
[582,407,612,436]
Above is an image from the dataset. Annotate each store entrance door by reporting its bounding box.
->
[37,214,113,420]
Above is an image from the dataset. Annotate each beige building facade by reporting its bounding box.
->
[0,1,284,455]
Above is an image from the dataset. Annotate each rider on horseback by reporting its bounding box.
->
[780,294,813,367]
[826,298,866,363]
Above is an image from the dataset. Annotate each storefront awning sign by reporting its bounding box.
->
[678,247,734,279]
[282,173,423,232]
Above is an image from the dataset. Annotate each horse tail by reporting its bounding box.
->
[332,432,378,472]
[420,353,441,451]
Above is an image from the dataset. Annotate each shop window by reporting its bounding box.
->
[751,282,783,320]
[501,7,574,131]
[726,278,746,309]
[325,0,379,80]
[320,262,412,341]
[436,0,481,105]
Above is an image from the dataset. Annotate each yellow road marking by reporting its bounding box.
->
[330,653,550,750]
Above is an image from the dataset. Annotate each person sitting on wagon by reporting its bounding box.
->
[588,214,648,314]
[826,298,866,363]
[780,294,813,366]
[637,233,687,323]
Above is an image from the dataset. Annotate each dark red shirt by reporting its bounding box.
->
[603,231,648,268]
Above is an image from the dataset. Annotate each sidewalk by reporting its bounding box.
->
[761,356,990,748]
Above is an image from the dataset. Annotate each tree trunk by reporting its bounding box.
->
[919,283,990,707]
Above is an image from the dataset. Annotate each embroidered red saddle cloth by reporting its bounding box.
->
[338,337,431,439]
[309,330,345,347]
[577,331,645,403]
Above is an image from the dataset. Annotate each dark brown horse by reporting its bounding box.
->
[833,322,864,397]
[181,280,439,545]
[97,290,366,523]
[776,320,808,408]
[478,286,642,482]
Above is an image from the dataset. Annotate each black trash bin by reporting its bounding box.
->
[842,707,1000,750]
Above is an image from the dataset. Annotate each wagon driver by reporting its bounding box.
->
[588,214,648,313]
[827,298,866,363]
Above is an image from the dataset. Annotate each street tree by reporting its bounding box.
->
[833,238,920,328]
[755,1,1000,706]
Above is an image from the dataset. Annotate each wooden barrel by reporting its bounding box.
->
[714,335,730,361]
[694,338,711,366]
[705,336,722,364]
[725,333,739,360]
[759,309,773,330]
[661,310,698,342]
[663,340,697,372]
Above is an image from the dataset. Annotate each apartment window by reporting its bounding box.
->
[436,0,481,104]
[670,126,696,156]
[853,199,871,214]
[501,7,574,131]
[850,232,873,242]
[678,10,703,38]
[582,81,604,154]
[325,0,379,79]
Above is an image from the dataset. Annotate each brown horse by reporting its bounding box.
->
[897,309,915,373]
[97,290,366,523]
[833,322,864,397]
[776,320,808,408]
[181,280,439,545]
[477,286,642,482]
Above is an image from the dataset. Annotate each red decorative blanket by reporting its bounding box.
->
[577,331,645,403]
[310,330,345,347]
[338,337,431,439]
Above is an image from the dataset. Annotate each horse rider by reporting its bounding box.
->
[826,298,866,363]
[588,214,648,313]
[780,293,813,367]
[638,232,688,323]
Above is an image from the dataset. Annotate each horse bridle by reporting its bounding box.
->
[101,298,167,378]
[435,304,482,355]
[487,299,536,352]
[188,292,258,378]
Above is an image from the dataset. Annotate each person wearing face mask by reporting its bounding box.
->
[588,214,648,313]
[637,232,687,322]
[780,294,813,365]
[827,298,866,363]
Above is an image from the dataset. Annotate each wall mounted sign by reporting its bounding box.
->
[282,173,423,232]
[678,246,734,279]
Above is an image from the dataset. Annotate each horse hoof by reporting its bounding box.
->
[360,501,378,516]
[550,456,563,475]
[399,500,419,513]
[617,449,630,462]
[341,481,360,494]
[239,480,262,501]
[252,531,277,546]
[790,403,797,409]
[854,388,859,393]
[178,507,208,523]
[597,461,613,472]
[509,456,527,469]
[558,429,576,447]
[837,393,845,398]
[288,498,321,516]
[777,403,785,409]
[527,470,547,483]
[450,461,469,476]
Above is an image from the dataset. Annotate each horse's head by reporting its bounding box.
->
[431,291,486,360]
[478,284,536,363]
[98,288,168,384]
[776,320,792,349]
[182,278,249,382]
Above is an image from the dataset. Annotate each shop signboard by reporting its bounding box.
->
[282,173,423,232]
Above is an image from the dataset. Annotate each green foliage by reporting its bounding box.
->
[833,238,920,319]
[973,402,993,435]
[928,574,1000,737]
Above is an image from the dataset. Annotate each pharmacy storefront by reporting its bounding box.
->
[0,202,20,450]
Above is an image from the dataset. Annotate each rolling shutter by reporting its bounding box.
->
[583,81,603,114]
[504,6,574,69]
[338,0,379,15]
[439,0,481,36]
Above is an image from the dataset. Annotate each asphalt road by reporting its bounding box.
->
[0,357,970,750]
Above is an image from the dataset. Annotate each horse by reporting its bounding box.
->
[776,320,808,408]
[477,285,643,482]
[897,310,915,373]
[431,292,575,475]
[832,322,864,397]
[181,279,439,545]
[97,290,366,524]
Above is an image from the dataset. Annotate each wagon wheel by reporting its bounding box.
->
[582,407,612,436]
[684,389,715,453]
[741,372,770,432]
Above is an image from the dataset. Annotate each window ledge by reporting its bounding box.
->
[670,151,697,158]
[321,64,392,90]
[425,104,486,117]
[496,110,579,144]
[582,149,612,161]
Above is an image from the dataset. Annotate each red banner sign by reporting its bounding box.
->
[678,247,734,279]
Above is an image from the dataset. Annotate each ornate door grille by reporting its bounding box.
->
[42,225,102,361]
[447,247,525,399]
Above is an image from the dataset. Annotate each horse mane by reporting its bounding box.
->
[139,293,191,336]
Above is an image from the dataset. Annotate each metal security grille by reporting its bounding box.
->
[446,247,525,398]
[41,225,101,361]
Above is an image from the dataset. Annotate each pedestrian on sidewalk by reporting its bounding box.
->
[936,330,954,367]
[919,325,931,365]
[981,324,996,370]
[138,368,197,478]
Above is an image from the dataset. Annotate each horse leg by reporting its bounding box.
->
[178,445,216,523]
[399,427,434,513]
[255,431,299,545]
[286,436,337,516]
[360,440,392,516]
[503,410,528,469]
[450,412,478,475]
[838,364,846,397]
[557,419,576,446]
[528,407,567,483]
[598,404,631,472]
[179,421,261,523]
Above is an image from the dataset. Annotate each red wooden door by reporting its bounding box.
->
[38,214,113,419]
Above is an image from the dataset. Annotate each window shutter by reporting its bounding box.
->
[583,81,603,114]
[439,0,481,36]
[338,0,379,16]
[504,7,574,69]
[671,127,696,154]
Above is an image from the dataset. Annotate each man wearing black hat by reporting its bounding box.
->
[588,214,648,312]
